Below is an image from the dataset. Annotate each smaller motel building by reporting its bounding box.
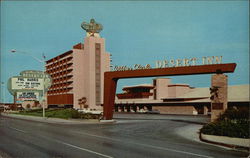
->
[115,78,249,115]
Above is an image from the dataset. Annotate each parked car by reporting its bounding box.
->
[137,109,146,113]
[77,109,103,115]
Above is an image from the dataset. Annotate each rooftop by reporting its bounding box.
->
[122,84,154,91]
[174,84,250,102]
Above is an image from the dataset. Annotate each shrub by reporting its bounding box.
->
[49,109,80,119]
[200,108,250,138]
[71,109,80,118]
[217,108,249,121]
[79,113,101,119]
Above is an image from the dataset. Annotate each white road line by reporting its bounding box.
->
[9,127,27,133]
[73,131,214,158]
[58,141,114,158]
[25,133,114,158]
[132,142,214,158]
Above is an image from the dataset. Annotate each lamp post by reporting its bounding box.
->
[10,49,46,118]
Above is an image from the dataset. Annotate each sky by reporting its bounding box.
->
[0,0,249,103]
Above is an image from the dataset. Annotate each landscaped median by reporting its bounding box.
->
[200,108,250,149]
[1,108,102,124]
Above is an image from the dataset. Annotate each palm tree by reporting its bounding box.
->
[78,97,88,110]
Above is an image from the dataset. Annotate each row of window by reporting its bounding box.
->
[51,75,73,84]
[49,70,73,79]
[46,56,72,67]
[49,82,73,89]
[51,81,73,87]
[46,50,73,63]
[47,63,73,74]
[47,62,73,72]
[47,87,73,94]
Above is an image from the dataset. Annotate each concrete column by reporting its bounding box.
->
[146,105,152,111]
[120,105,124,112]
[136,106,140,112]
[114,105,118,112]
[203,106,208,115]
[132,105,137,112]
[139,105,143,110]
[211,73,228,121]
[126,105,131,112]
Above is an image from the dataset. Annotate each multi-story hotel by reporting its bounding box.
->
[45,28,110,110]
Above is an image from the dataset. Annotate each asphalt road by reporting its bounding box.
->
[0,114,248,158]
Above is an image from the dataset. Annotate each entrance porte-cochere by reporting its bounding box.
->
[103,63,236,120]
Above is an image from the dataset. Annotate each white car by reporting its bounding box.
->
[138,109,146,113]
[77,109,103,115]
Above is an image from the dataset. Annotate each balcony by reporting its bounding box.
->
[46,58,73,71]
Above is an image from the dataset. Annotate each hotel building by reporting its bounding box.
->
[43,19,248,114]
[46,35,110,110]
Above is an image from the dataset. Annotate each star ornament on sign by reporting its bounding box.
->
[81,19,103,36]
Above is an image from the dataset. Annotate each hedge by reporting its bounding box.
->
[19,108,101,119]
[200,108,249,138]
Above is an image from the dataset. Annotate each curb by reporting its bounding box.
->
[99,119,116,123]
[199,132,250,151]
[1,113,99,124]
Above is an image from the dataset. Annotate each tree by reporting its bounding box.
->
[78,97,88,110]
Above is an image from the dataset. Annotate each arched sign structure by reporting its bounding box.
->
[103,63,236,120]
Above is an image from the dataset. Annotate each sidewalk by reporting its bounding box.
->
[1,113,100,124]
[176,124,249,152]
[175,124,203,142]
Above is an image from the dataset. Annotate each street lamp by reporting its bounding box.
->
[10,49,46,118]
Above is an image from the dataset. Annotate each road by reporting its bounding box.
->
[0,114,248,158]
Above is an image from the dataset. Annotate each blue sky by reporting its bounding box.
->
[1,1,249,102]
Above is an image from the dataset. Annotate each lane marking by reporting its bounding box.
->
[73,131,214,158]
[58,141,114,158]
[4,123,113,158]
[132,142,213,158]
[9,127,27,133]
[7,130,113,158]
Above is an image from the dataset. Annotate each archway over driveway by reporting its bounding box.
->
[103,63,236,120]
